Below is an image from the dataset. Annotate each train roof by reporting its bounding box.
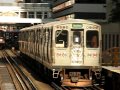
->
[45,19,99,26]
[20,19,100,31]
[5,30,20,32]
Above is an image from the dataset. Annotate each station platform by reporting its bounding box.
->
[102,66,120,74]
[0,57,16,90]
[102,66,120,90]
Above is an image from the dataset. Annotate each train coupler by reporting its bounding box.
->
[71,77,79,83]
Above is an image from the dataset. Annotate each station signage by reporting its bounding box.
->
[0,11,18,17]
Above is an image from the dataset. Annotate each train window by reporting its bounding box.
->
[55,30,68,48]
[45,29,49,43]
[86,31,99,48]
[73,31,81,44]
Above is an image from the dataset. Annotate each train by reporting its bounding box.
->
[19,19,102,87]
[0,30,5,49]
[4,31,19,50]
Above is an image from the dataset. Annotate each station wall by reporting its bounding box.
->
[101,23,120,51]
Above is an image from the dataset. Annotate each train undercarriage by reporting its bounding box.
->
[52,67,101,87]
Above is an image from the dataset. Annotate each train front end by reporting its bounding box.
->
[52,21,102,87]
[0,30,5,49]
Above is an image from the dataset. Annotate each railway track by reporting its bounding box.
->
[1,50,37,90]
[51,82,104,90]
[8,49,54,90]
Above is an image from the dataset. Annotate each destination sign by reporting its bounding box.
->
[72,23,83,29]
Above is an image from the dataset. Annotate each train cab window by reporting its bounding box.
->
[55,30,68,48]
[86,31,99,48]
[73,31,81,44]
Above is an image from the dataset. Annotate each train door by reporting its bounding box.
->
[71,29,84,65]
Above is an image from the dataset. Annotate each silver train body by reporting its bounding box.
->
[19,19,102,87]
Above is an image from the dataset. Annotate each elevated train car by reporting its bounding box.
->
[0,30,5,49]
[19,19,102,87]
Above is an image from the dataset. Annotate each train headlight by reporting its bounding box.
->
[61,77,63,80]
[0,39,3,41]
[90,76,92,80]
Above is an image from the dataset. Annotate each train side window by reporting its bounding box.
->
[86,31,99,48]
[45,29,49,43]
[55,30,68,48]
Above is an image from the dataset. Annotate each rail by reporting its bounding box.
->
[2,50,37,90]
[102,47,120,66]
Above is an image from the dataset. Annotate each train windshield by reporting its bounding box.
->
[86,31,99,48]
[73,31,81,44]
[55,30,68,48]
